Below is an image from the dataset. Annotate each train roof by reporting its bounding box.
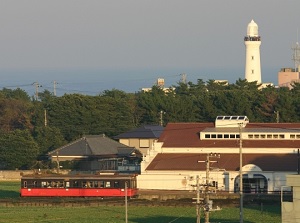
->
[21,173,136,180]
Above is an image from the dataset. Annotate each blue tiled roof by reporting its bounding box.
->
[49,135,136,156]
[114,125,164,139]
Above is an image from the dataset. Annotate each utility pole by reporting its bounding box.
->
[239,123,244,223]
[274,111,279,123]
[53,80,57,96]
[198,153,220,223]
[125,181,128,223]
[56,151,60,174]
[33,82,42,100]
[44,109,47,127]
[159,111,165,126]
[195,175,201,223]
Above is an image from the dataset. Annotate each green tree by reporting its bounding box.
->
[33,126,67,155]
[0,129,39,169]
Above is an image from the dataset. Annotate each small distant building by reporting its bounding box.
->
[278,67,300,89]
[141,78,175,93]
[214,80,228,85]
[48,135,142,174]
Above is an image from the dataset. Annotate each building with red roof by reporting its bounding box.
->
[138,116,300,193]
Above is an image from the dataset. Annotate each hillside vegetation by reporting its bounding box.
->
[1,79,300,170]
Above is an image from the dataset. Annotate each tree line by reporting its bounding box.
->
[1,78,300,170]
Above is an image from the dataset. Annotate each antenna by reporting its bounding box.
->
[53,80,57,96]
[292,29,300,71]
[180,73,187,84]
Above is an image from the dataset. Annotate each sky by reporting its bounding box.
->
[0,1,300,96]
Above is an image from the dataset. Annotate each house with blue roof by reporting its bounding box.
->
[114,125,164,156]
[48,135,142,173]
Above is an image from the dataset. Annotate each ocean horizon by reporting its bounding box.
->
[0,67,279,97]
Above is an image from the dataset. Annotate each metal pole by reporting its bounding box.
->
[205,154,210,223]
[196,175,201,223]
[239,124,244,223]
[125,181,128,223]
[297,149,300,174]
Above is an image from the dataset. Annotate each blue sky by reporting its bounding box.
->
[0,1,299,95]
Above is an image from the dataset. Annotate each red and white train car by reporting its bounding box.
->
[20,173,138,197]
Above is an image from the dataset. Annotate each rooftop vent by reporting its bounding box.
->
[215,116,249,128]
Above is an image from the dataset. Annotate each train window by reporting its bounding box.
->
[42,181,47,188]
[82,181,88,188]
[114,181,120,188]
[23,181,27,188]
[65,181,70,188]
[33,181,37,188]
[99,181,104,188]
[73,181,79,188]
[59,181,64,188]
[105,181,111,188]
[94,181,99,188]
[86,181,93,188]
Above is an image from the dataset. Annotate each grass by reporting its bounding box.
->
[0,181,281,223]
[0,181,20,198]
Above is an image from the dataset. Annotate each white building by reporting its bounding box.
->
[138,116,300,193]
[245,20,262,84]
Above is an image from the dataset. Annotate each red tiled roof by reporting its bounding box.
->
[146,153,298,172]
[158,123,300,148]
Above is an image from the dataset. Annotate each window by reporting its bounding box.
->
[251,70,254,74]
[217,134,222,138]
[139,139,150,148]
[230,134,235,139]
[248,134,253,139]
[105,181,111,188]
[99,181,104,188]
[273,134,278,139]
[114,181,120,188]
[267,134,272,139]
[24,181,27,188]
[261,134,266,139]
[279,135,285,139]
[252,56,254,60]
[211,134,216,139]
[205,134,211,139]
[224,134,229,139]
[297,135,300,139]
[254,134,259,139]
[291,134,295,139]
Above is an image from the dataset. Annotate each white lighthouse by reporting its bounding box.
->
[244,20,262,84]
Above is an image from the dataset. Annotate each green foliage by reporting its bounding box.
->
[33,126,66,155]
[1,79,300,169]
[0,130,39,169]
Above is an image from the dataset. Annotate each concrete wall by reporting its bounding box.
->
[0,170,70,181]
[282,174,300,222]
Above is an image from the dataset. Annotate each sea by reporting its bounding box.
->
[0,67,279,97]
